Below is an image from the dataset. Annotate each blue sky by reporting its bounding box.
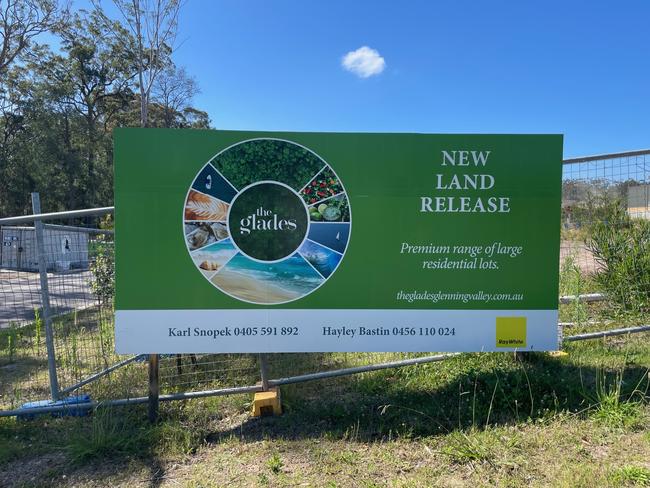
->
[85,1,648,157]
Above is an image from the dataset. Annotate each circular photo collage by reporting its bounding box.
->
[183,139,351,305]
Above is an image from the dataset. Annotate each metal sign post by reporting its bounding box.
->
[259,353,270,391]
[31,193,59,401]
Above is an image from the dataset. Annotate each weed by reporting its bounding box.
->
[66,407,145,462]
[33,309,42,357]
[343,419,361,442]
[266,452,283,474]
[331,449,359,466]
[609,465,650,486]
[584,368,648,429]
[441,429,494,465]
[361,482,382,488]
[560,254,589,324]
[7,330,15,363]
[89,238,114,304]
[186,481,219,488]
[150,420,204,457]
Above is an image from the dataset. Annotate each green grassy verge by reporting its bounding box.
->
[0,256,648,486]
[0,317,647,487]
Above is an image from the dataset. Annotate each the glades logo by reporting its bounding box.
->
[239,206,298,235]
[228,181,309,262]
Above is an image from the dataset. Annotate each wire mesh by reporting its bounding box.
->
[0,150,649,413]
[560,150,650,274]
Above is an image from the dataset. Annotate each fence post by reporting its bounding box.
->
[31,192,59,401]
[259,353,270,391]
[148,353,159,423]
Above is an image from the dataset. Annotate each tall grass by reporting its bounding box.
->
[560,254,589,325]
[583,367,649,429]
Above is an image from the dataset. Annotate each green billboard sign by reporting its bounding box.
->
[114,129,562,353]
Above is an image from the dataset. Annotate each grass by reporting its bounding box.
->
[559,254,592,325]
[67,408,147,463]
[440,428,514,465]
[0,319,648,486]
[0,259,649,486]
[609,465,650,486]
[586,368,648,430]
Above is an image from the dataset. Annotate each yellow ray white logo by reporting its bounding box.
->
[496,317,527,348]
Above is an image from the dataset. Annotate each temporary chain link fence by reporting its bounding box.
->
[1,149,649,417]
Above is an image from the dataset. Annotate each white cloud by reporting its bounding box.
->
[341,46,386,78]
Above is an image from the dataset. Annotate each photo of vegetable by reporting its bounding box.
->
[301,167,343,205]
[307,193,350,222]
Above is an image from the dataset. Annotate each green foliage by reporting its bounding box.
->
[441,429,495,464]
[90,238,115,304]
[99,214,114,231]
[584,368,648,430]
[211,139,324,191]
[0,6,210,216]
[609,465,650,486]
[33,308,42,357]
[266,452,284,474]
[67,407,205,463]
[588,201,650,314]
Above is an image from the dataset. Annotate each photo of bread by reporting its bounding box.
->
[185,190,229,221]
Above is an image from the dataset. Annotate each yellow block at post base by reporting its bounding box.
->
[252,387,282,417]
[548,350,569,357]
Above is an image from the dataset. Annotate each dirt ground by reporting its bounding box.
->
[560,240,600,274]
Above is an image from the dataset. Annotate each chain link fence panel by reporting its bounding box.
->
[1,150,649,414]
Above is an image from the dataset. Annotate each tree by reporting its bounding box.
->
[42,9,137,207]
[100,0,181,127]
[0,2,210,216]
[152,65,199,128]
[114,65,210,129]
[0,0,61,75]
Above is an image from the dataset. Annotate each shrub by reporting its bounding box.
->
[588,200,650,314]
[90,237,115,305]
